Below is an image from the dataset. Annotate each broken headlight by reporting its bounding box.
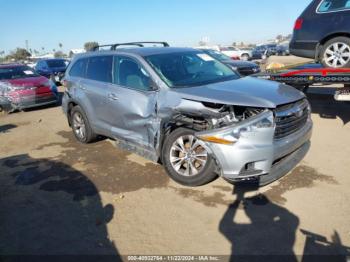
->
[197,110,274,145]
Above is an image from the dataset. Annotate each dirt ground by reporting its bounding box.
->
[1,75,350,259]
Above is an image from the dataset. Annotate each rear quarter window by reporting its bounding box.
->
[69,58,88,78]
[318,0,350,12]
[86,56,113,83]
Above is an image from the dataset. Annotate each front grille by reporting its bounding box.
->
[274,99,309,139]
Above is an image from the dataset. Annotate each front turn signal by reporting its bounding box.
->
[198,135,236,145]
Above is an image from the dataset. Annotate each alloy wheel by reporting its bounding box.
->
[169,135,208,177]
[72,112,86,140]
[324,42,350,68]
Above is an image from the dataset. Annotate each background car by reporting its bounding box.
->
[276,43,290,56]
[35,58,67,83]
[290,0,350,68]
[201,49,261,76]
[0,64,58,112]
[219,46,252,61]
[252,44,277,59]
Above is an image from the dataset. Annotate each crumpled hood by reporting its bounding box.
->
[170,77,305,108]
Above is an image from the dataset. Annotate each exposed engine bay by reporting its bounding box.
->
[171,99,265,131]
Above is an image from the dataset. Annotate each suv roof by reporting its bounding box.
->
[0,63,24,69]
[77,47,197,58]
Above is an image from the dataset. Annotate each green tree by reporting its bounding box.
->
[276,34,284,43]
[59,43,63,49]
[84,41,99,51]
[54,51,66,58]
[198,40,206,46]
[8,48,31,61]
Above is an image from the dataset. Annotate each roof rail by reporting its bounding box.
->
[92,42,169,51]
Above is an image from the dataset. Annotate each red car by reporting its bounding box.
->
[0,64,58,112]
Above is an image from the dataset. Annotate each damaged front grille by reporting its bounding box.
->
[274,99,309,139]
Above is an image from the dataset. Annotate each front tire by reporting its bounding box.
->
[162,128,218,187]
[71,106,96,143]
[321,37,350,68]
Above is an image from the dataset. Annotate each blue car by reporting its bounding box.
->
[252,44,278,60]
[35,59,68,83]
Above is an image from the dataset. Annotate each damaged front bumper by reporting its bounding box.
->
[0,81,58,113]
[0,93,58,112]
[195,110,312,186]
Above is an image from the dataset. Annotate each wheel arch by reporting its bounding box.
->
[316,33,350,60]
[66,99,86,127]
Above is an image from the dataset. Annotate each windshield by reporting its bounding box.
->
[145,51,239,88]
[203,50,232,61]
[0,66,40,80]
[47,60,66,68]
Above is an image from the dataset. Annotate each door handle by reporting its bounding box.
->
[108,93,119,100]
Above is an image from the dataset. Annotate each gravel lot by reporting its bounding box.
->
[1,67,350,259]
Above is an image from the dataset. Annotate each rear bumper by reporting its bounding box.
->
[196,112,312,186]
[289,40,318,59]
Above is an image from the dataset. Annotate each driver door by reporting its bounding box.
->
[105,55,158,152]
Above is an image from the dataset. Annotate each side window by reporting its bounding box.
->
[114,56,151,91]
[86,56,113,83]
[36,61,42,69]
[69,58,88,78]
[318,0,350,12]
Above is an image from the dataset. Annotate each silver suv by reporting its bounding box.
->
[62,42,312,187]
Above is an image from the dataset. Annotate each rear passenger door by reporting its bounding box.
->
[79,55,113,135]
[106,55,158,151]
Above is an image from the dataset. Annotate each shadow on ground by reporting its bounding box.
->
[172,164,337,207]
[0,124,17,133]
[219,184,350,262]
[307,92,350,125]
[34,131,169,194]
[0,154,120,259]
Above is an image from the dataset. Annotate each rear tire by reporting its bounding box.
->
[162,128,218,186]
[71,106,96,143]
[241,54,250,61]
[321,37,350,68]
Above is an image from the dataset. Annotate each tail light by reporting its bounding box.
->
[294,18,303,30]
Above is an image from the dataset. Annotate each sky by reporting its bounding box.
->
[0,0,312,54]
